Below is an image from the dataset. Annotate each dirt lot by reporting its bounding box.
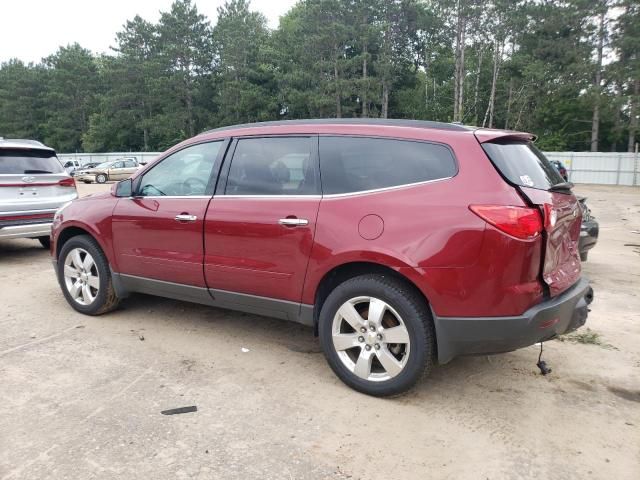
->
[1,183,639,480]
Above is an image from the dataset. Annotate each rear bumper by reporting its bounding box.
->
[0,222,52,239]
[434,277,593,364]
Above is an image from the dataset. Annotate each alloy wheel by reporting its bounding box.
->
[63,247,100,305]
[331,296,411,382]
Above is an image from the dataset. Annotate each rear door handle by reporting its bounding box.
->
[278,218,309,227]
[175,214,197,222]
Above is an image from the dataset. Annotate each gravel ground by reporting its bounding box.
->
[0,183,639,480]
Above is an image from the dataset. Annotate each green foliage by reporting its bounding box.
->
[0,0,637,152]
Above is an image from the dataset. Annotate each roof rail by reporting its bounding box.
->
[200,118,473,136]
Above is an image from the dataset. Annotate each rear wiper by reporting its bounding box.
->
[23,169,53,174]
[549,181,574,192]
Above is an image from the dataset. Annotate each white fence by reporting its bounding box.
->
[544,152,640,186]
[59,150,640,186]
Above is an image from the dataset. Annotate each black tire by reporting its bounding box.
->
[580,251,588,262]
[96,174,107,184]
[57,234,119,315]
[318,274,435,397]
[38,236,51,249]
[83,180,92,184]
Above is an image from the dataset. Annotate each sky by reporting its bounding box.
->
[0,0,298,64]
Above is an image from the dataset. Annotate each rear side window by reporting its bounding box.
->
[0,149,64,174]
[482,141,564,190]
[319,137,457,195]
[225,137,318,195]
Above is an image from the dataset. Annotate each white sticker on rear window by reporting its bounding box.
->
[519,175,534,187]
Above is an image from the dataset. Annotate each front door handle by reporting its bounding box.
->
[278,218,309,227]
[175,214,197,222]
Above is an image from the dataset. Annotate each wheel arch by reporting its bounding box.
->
[55,224,110,264]
[312,261,432,335]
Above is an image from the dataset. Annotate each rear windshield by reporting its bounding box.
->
[482,141,564,190]
[0,149,64,174]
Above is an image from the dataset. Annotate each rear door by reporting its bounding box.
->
[204,136,321,302]
[0,148,76,217]
[108,161,125,180]
[480,138,582,297]
[121,159,138,178]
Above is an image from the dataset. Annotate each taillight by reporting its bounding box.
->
[542,203,558,230]
[469,205,543,240]
[58,177,76,187]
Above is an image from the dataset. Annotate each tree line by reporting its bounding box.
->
[0,0,638,153]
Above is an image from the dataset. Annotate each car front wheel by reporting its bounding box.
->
[319,274,434,396]
[57,235,119,315]
[95,174,107,184]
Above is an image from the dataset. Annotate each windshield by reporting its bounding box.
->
[95,162,112,169]
[0,149,64,174]
[482,141,564,191]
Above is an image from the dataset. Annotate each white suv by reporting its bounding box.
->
[0,139,78,248]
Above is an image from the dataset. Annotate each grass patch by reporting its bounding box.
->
[556,328,617,350]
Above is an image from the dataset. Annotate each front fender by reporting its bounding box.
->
[51,195,118,268]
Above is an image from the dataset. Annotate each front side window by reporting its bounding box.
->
[319,136,457,195]
[225,137,318,195]
[123,160,137,168]
[112,162,124,169]
[138,141,222,197]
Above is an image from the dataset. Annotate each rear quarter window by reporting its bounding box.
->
[481,141,564,190]
[319,136,457,195]
[0,149,64,174]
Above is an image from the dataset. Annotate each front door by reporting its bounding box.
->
[204,136,321,302]
[111,141,226,286]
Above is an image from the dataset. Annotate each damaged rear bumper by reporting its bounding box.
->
[434,277,593,364]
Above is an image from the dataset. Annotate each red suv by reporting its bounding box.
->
[51,120,593,396]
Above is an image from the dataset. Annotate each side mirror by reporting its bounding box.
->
[115,179,133,197]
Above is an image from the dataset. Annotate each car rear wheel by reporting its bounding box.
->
[57,235,119,315]
[38,236,51,249]
[95,174,107,184]
[318,274,434,396]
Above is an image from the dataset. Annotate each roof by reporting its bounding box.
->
[200,118,473,136]
[0,139,54,151]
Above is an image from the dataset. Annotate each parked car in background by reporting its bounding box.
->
[50,119,593,396]
[74,158,139,184]
[62,159,84,175]
[0,139,78,248]
[578,196,598,261]
[70,161,100,175]
[551,160,568,181]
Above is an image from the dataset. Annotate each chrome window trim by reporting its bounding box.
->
[321,176,454,198]
[210,176,453,199]
[128,195,212,200]
[214,194,322,200]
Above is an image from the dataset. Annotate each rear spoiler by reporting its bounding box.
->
[474,128,536,144]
